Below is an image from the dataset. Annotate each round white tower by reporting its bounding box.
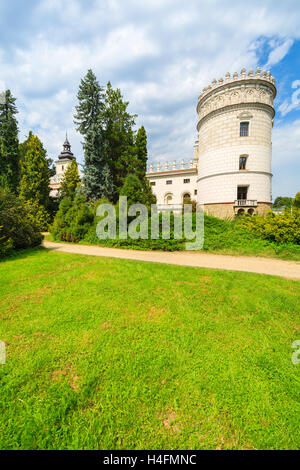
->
[196,67,276,218]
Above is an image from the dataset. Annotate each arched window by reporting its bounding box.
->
[165,193,173,204]
[183,193,191,201]
[237,208,245,216]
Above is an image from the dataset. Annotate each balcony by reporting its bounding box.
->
[234,199,257,207]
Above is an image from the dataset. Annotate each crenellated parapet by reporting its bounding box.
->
[147,158,197,174]
[197,67,276,131]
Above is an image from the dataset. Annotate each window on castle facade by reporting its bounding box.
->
[194,189,197,195]
[240,122,249,137]
[150,181,156,186]
[237,186,248,200]
[166,180,172,185]
[183,178,190,184]
[239,156,247,170]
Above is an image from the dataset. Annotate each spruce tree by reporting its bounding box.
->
[74,69,107,200]
[0,90,20,193]
[98,164,115,201]
[19,133,50,209]
[60,159,81,200]
[103,82,136,199]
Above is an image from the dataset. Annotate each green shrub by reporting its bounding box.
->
[22,198,51,231]
[51,195,94,242]
[237,210,300,244]
[0,189,42,258]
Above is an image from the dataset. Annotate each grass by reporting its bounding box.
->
[0,247,300,450]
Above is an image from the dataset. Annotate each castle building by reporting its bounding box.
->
[50,135,77,198]
[146,67,276,218]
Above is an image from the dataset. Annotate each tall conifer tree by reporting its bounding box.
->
[74,69,107,200]
[0,90,20,193]
[135,126,148,181]
[103,82,136,200]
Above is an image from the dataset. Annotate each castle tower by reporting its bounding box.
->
[55,133,75,178]
[196,68,276,218]
[49,134,77,198]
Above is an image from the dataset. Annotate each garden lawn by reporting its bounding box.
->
[0,247,299,450]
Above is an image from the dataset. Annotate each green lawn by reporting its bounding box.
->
[0,247,299,450]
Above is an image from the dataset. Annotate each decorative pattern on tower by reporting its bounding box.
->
[197,67,276,131]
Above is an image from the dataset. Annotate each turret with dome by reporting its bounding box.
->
[49,134,78,197]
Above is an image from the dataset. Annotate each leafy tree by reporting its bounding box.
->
[20,131,56,178]
[103,82,136,199]
[19,133,50,229]
[273,196,293,209]
[74,69,106,200]
[60,159,81,200]
[293,192,300,209]
[19,131,33,165]
[19,133,49,207]
[0,90,20,193]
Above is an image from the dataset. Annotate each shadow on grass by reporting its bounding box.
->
[0,246,61,264]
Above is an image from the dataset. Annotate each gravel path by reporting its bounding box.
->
[42,240,300,280]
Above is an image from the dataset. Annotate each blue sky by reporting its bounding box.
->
[0,0,300,199]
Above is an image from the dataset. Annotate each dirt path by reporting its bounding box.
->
[42,240,300,280]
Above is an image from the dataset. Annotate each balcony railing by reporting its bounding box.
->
[156,204,183,212]
[234,199,257,207]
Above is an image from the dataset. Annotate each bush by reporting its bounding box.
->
[50,194,94,242]
[22,198,51,231]
[0,189,42,258]
[237,210,300,245]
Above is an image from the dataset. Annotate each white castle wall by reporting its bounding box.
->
[148,170,198,209]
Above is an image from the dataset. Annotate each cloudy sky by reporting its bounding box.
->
[0,0,300,199]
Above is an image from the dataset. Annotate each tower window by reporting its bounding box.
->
[239,156,247,170]
[237,186,248,200]
[166,180,172,185]
[183,178,190,184]
[240,122,249,137]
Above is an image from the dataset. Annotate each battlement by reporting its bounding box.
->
[147,158,197,174]
[198,67,276,104]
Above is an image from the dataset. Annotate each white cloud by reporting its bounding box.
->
[272,120,300,197]
[264,38,294,68]
[279,80,300,116]
[1,0,300,196]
